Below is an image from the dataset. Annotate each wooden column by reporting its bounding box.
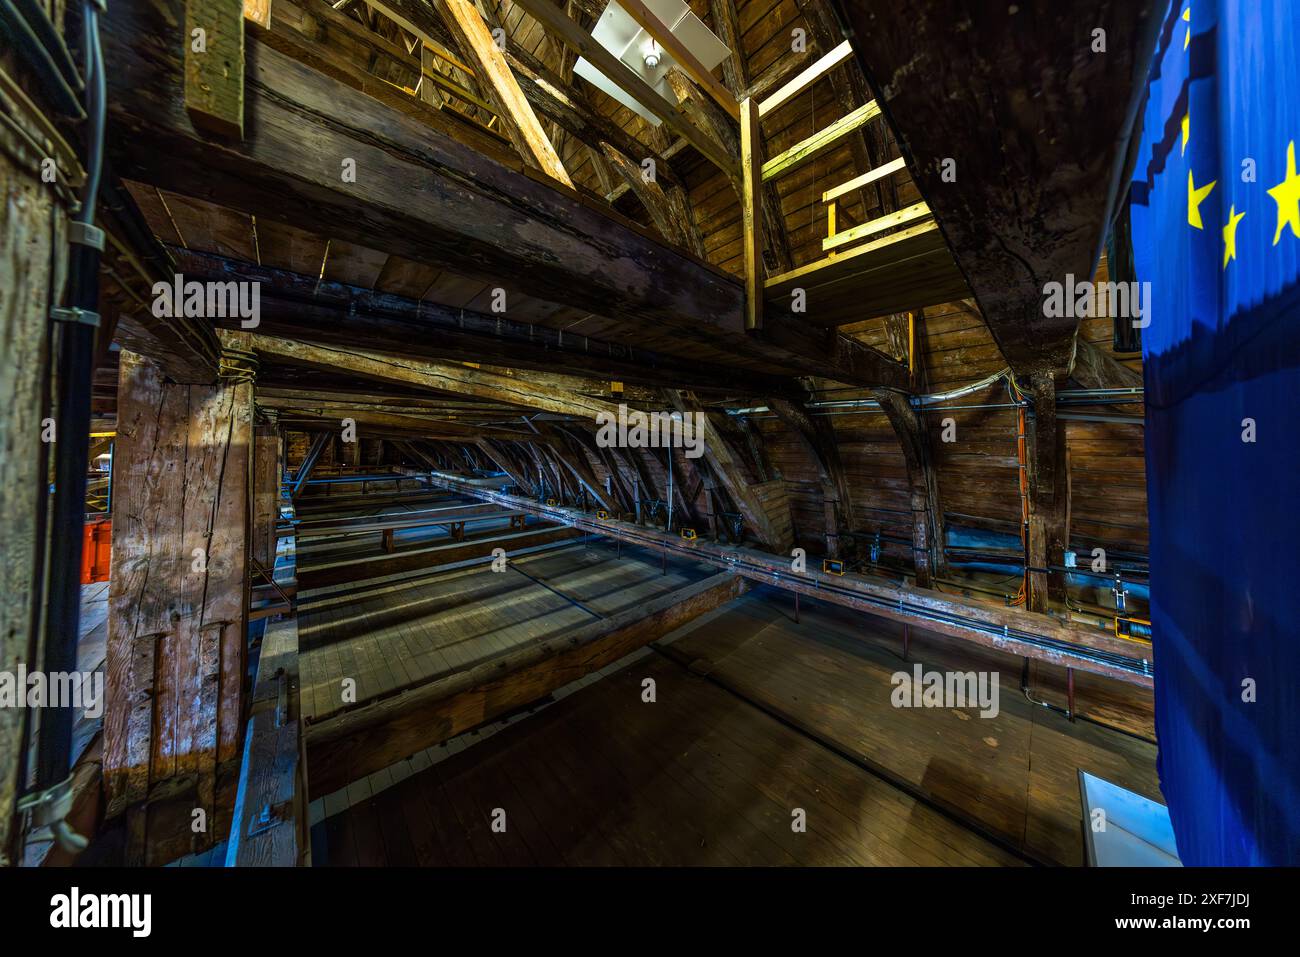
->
[0,134,69,863]
[874,389,946,587]
[1026,373,1071,612]
[740,96,764,331]
[252,422,280,569]
[105,351,253,862]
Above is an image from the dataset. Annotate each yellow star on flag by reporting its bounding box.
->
[1267,140,1300,244]
[1222,205,1246,268]
[1188,170,1216,229]
[1182,113,1190,155]
[1183,6,1191,50]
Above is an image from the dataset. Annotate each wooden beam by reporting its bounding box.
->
[668,391,791,550]
[248,334,622,420]
[507,0,737,173]
[242,0,272,29]
[839,0,1163,376]
[105,351,252,854]
[431,0,572,184]
[305,572,750,794]
[1025,373,1070,611]
[599,141,702,254]
[740,96,763,331]
[822,156,908,204]
[0,138,63,862]
[185,0,245,138]
[174,248,787,394]
[705,0,793,274]
[824,200,932,252]
[618,0,739,119]
[759,39,853,117]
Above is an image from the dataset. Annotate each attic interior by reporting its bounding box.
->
[2,0,1293,873]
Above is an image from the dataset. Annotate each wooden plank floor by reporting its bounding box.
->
[297,539,716,722]
[661,588,1159,866]
[311,651,1024,866]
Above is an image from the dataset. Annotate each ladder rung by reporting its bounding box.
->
[823,156,908,203]
[823,201,932,251]
[758,40,854,118]
[762,100,882,181]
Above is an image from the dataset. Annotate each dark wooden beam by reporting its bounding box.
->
[840,0,1163,375]
[168,249,793,396]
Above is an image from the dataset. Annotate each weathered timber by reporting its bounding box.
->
[105,351,252,855]
[170,247,790,393]
[872,389,947,587]
[0,134,67,862]
[1025,373,1071,610]
[185,0,245,138]
[599,142,703,255]
[225,614,306,866]
[252,422,280,567]
[304,573,750,794]
[668,392,792,551]
[248,334,623,420]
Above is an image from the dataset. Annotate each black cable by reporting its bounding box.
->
[35,0,104,795]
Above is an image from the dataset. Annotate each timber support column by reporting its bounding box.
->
[1025,372,1071,613]
[105,341,255,864]
[874,389,946,587]
[252,419,280,570]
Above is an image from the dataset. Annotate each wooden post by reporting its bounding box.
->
[0,132,70,863]
[1026,372,1071,612]
[740,96,764,331]
[185,0,246,139]
[105,350,253,862]
[252,422,279,569]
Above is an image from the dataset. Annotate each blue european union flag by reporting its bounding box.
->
[1131,0,1300,865]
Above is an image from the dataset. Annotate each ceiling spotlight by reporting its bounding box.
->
[573,1,731,126]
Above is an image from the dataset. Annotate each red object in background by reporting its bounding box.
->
[81,518,111,584]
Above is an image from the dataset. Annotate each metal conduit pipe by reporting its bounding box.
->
[430,474,1153,682]
[23,0,105,856]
